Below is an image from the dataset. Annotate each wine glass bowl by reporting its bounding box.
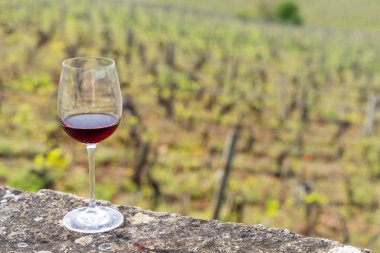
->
[57,56,123,233]
[58,57,122,125]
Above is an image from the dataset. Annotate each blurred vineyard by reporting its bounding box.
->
[1,0,380,250]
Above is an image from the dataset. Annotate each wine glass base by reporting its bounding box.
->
[63,206,123,233]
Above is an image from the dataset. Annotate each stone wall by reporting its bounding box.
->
[0,186,372,252]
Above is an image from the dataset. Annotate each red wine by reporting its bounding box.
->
[60,113,120,144]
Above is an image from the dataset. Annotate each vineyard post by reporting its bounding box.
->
[363,94,377,135]
[213,125,240,220]
[278,72,288,122]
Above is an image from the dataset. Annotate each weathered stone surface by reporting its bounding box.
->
[0,186,372,253]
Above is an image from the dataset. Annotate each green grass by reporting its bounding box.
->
[144,0,380,30]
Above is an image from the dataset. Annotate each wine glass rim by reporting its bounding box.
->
[62,56,115,70]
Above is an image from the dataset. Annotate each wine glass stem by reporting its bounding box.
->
[86,144,97,207]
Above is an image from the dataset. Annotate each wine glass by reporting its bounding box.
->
[57,56,123,233]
